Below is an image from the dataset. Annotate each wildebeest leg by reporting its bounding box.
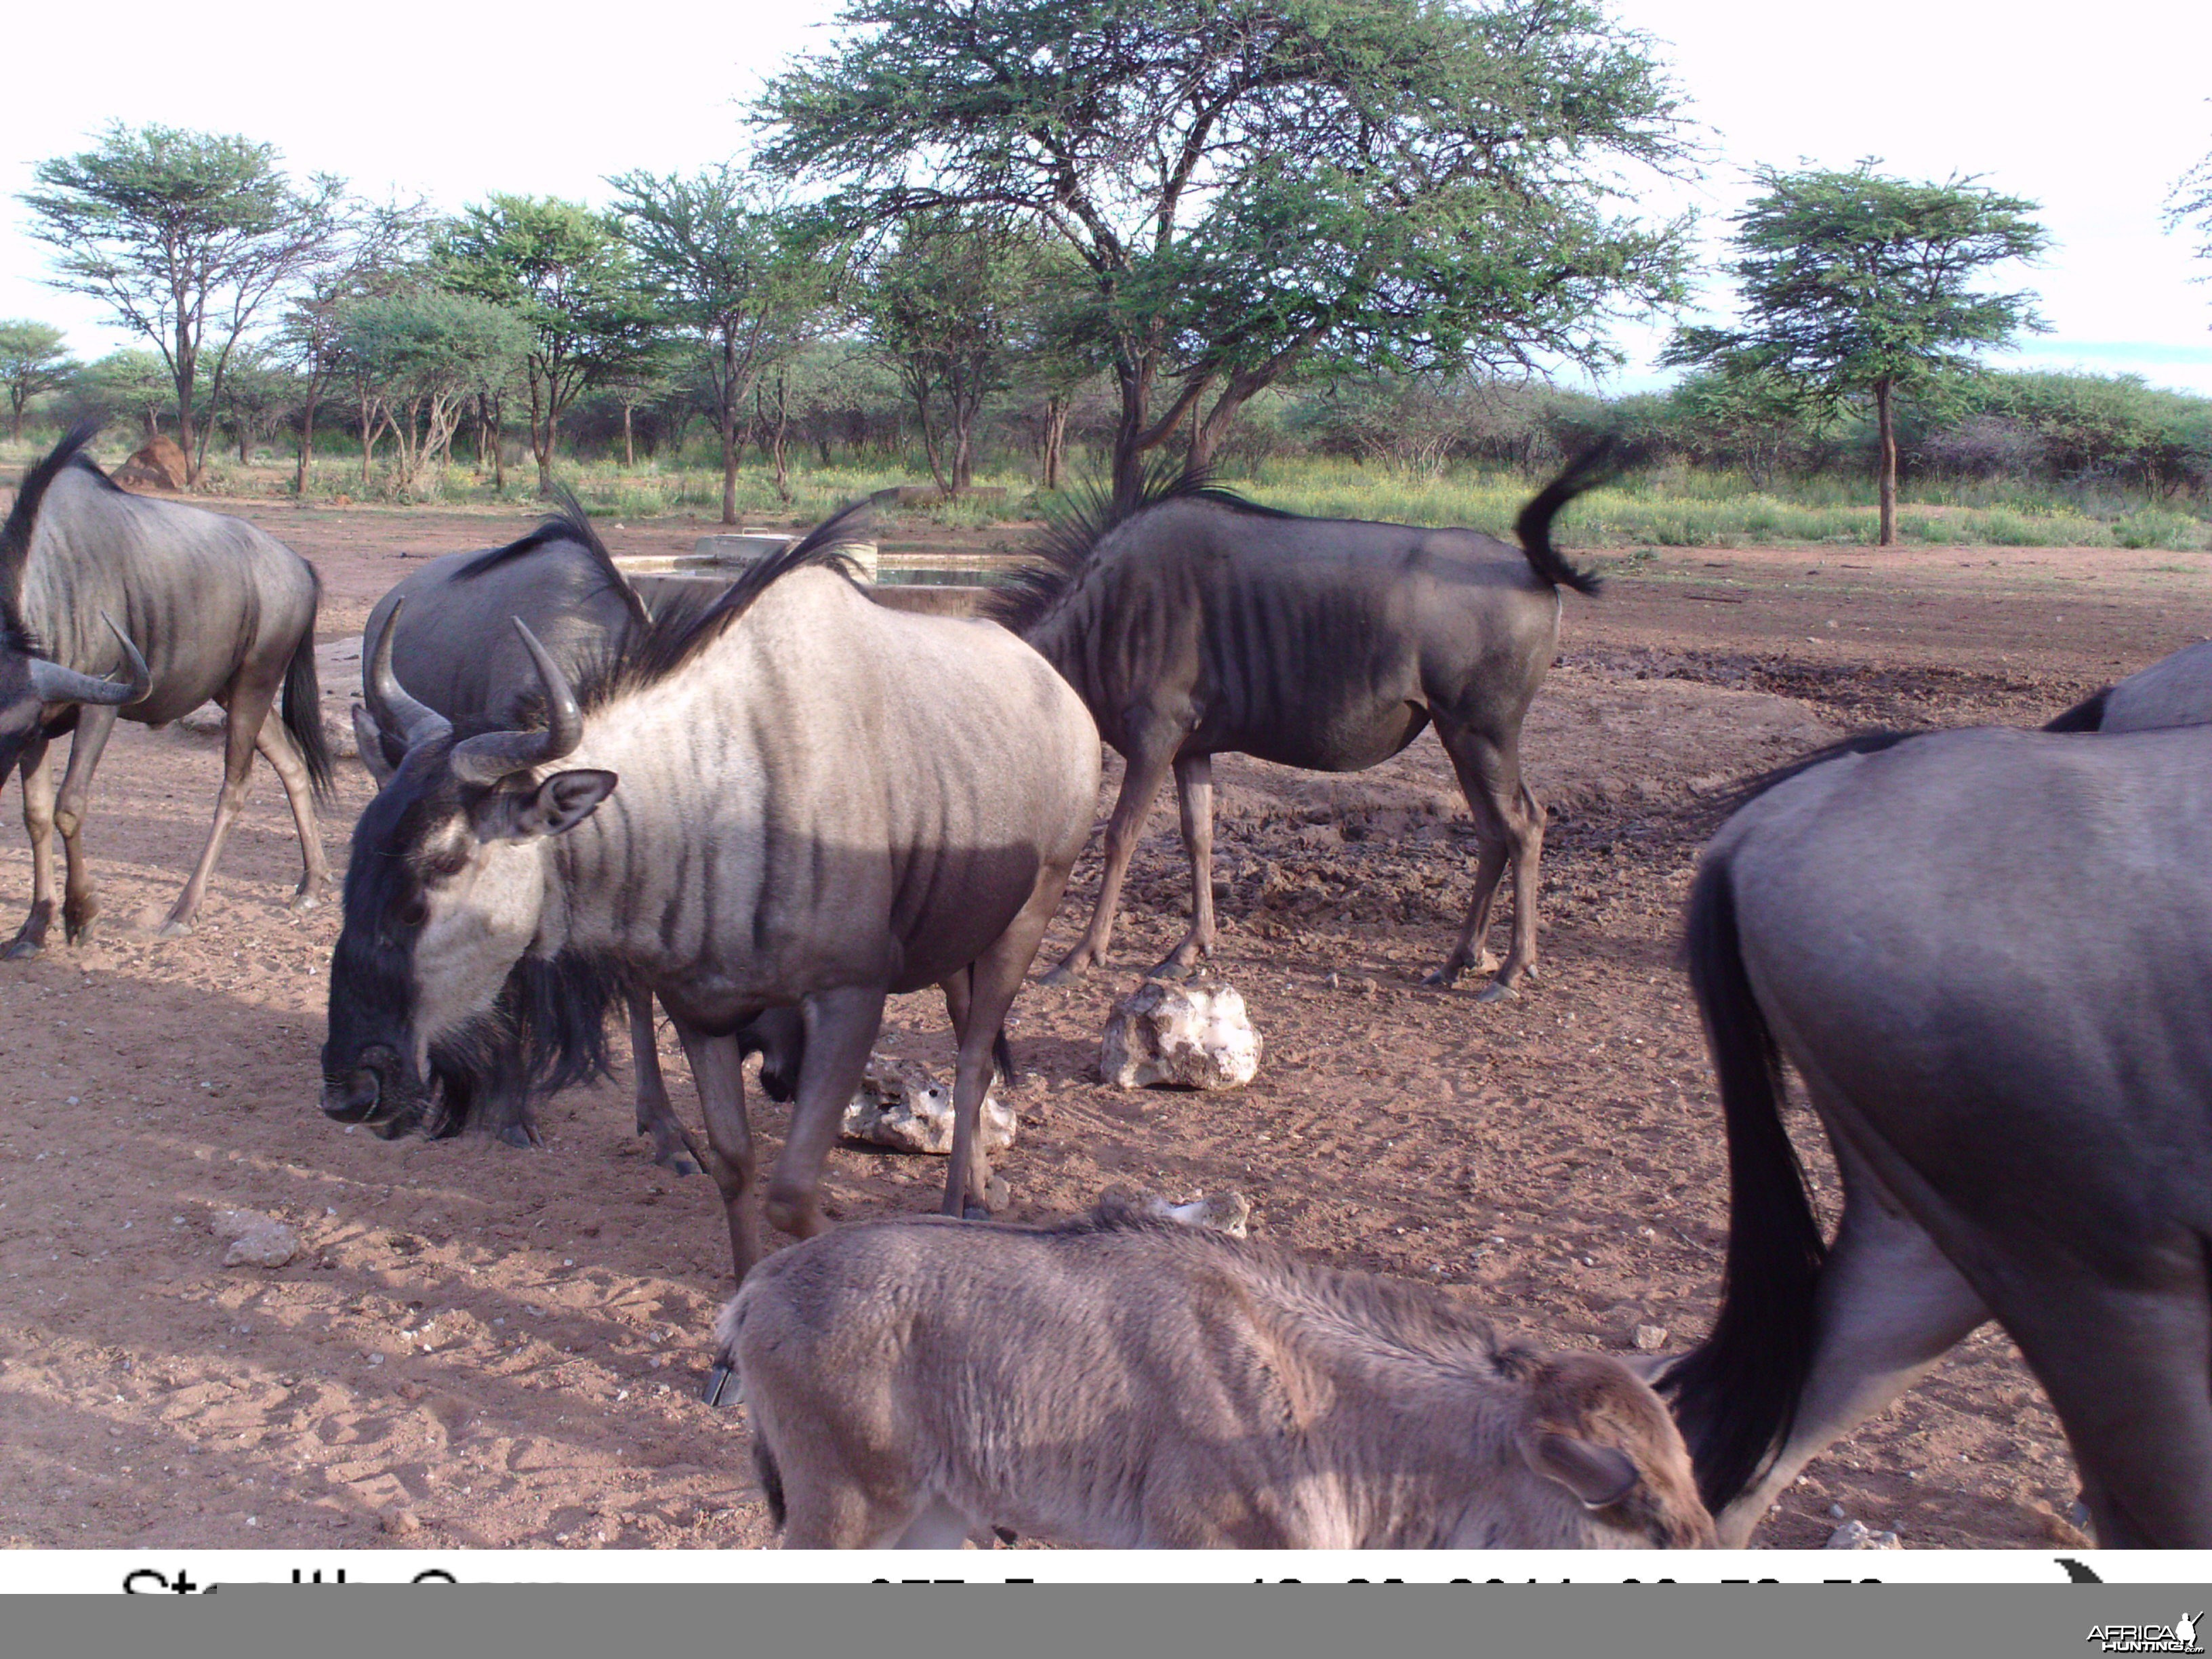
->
[1710,1141,1987,1547]
[5,735,57,959]
[1427,718,1544,1000]
[252,710,329,910]
[163,672,284,935]
[945,866,1068,1217]
[1149,752,1215,980]
[628,991,703,1176]
[1041,738,1177,985]
[1992,1263,2212,1547]
[762,986,886,1244]
[671,1016,763,1283]
[52,704,120,945]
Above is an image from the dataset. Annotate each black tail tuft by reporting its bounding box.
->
[1513,439,1620,597]
[1657,855,1828,1515]
[993,1027,1017,1088]
[2043,687,2110,733]
[281,565,337,802]
[752,1436,787,1532]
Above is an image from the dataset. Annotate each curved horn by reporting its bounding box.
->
[364,598,450,753]
[448,618,583,785]
[28,615,151,708]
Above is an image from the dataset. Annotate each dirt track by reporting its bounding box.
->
[2,496,2208,1552]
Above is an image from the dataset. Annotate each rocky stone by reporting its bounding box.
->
[839,1057,1014,1156]
[113,436,190,491]
[1632,1324,1670,1352]
[381,1509,421,1536]
[212,1208,299,1269]
[1145,1189,1251,1237]
[1824,1519,1902,1550]
[1100,979,1262,1090]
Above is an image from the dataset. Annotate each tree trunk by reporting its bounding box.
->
[295,389,319,497]
[1875,379,1897,548]
[720,334,741,527]
[1041,394,1069,492]
[359,390,375,490]
[622,402,635,469]
[7,396,22,443]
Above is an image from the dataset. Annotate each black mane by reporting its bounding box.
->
[453,487,649,628]
[1,418,109,651]
[580,499,872,709]
[985,460,1275,636]
[1725,729,1925,815]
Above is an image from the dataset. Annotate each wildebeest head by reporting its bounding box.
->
[0,614,150,779]
[321,604,617,1136]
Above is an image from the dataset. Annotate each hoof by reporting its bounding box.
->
[156,918,193,940]
[659,1153,702,1178]
[1474,979,1519,1004]
[288,890,323,914]
[701,1362,739,1408]
[1037,962,1082,988]
[2,937,43,962]
[1421,964,1462,989]
[492,1122,535,1149]
[962,1204,991,1222]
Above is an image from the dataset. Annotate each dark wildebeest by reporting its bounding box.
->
[1659,723,2212,1547]
[2045,638,2212,734]
[987,448,1615,996]
[0,422,333,952]
[321,507,1099,1282]
[350,498,799,1170]
[718,1195,1716,1549]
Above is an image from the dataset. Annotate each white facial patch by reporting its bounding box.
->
[407,834,547,1053]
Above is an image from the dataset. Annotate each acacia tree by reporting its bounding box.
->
[0,321,80,442]
[21,124,343,483]
[760,0,1693,504]
[859,213,1058,492]
[438,195,659,494]
[334,289,530,498]
[2171,140,2212,294]
[1664,161,2047,546]
[607,166,830,522]
[279,198,428,493]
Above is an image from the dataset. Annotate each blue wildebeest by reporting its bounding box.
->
[1659,723,2212,1547]
[2045,639,2212,733]
[350,497,801,1171]
[321,506,1100,1281]
[718,1196,1716,1549]
[986,447,1616,997]
[0,422,333,954]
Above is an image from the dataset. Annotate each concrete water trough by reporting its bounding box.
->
[613,529,1008,619]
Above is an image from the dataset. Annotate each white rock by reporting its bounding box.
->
[224,1225,300,1269]
[839,1057,1013,1156]
[1632,1324,1670,1352]
[209,1208,278,1240]
[1148,1190,1251,1238]
[1100,979,1263,1090]
[1824,1519,1902,1550]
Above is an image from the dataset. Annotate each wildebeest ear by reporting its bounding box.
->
[352,705,397,785]
[1523,1431,1640,1510]
[481,769,618,841]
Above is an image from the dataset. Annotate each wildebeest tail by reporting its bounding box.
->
[1657,853,1826,1515]
[994,1027,1017,1088]
[282,567,337,801]
[2043,687,2110,732]
[1513,439,1618,597]
[752,1438,787,1531]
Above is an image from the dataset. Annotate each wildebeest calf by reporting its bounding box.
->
[717,1198,1715,1549]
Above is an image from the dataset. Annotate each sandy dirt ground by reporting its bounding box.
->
[2,490,2208,1553]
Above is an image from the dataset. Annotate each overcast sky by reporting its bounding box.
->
[3,0,2207,392]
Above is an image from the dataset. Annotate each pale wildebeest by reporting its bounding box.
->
[2045,638,2212,733]
[0,422,333,952]
[350,497,800,1169]
[321,506,1099,1280]
[1659,723,2212,1547]
[716,1197,1717,1549]
[986,446,1616,997]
